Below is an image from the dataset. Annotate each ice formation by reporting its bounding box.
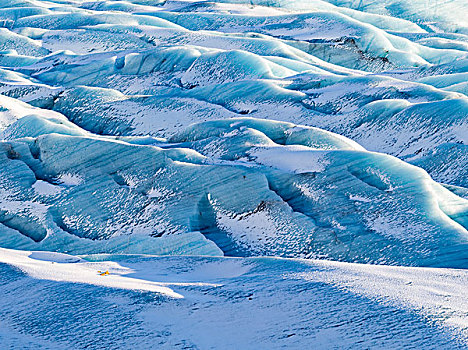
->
[0,0,467,348]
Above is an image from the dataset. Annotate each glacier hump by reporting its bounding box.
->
[0,110,467,267]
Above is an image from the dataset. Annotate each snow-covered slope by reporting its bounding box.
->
[0,248,468,349]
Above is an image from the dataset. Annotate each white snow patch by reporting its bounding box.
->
[32,180,63,196]
[249,145,330,173]
[56,173,83,186]
[300,259,468,335]
[0,248,186,298]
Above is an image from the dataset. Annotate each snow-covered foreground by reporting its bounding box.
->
[0,247,467,349]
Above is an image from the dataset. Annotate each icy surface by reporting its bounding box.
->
[0,0,467,348]
[0,0,465,185]
[0,114,467,266]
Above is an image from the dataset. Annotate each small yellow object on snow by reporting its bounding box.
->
[99,270,110,276]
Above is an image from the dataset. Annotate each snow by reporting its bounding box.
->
[0,248,184,298]
[32,180,63,196]
[0,248,468,348]
[0,0,467,347]
[305,259,468,332]
[248,145,330,173]
[56,173,84,186]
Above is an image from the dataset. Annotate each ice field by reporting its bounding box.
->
[0,0,467,348]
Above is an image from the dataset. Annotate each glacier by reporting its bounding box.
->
[0,0,467,348]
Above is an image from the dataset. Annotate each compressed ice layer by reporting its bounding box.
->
[0,0,466,186]
[0,104,467,266]
[0,1,467,348]
[0,31,464,185]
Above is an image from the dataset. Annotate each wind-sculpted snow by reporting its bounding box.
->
[0,248,468,349]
